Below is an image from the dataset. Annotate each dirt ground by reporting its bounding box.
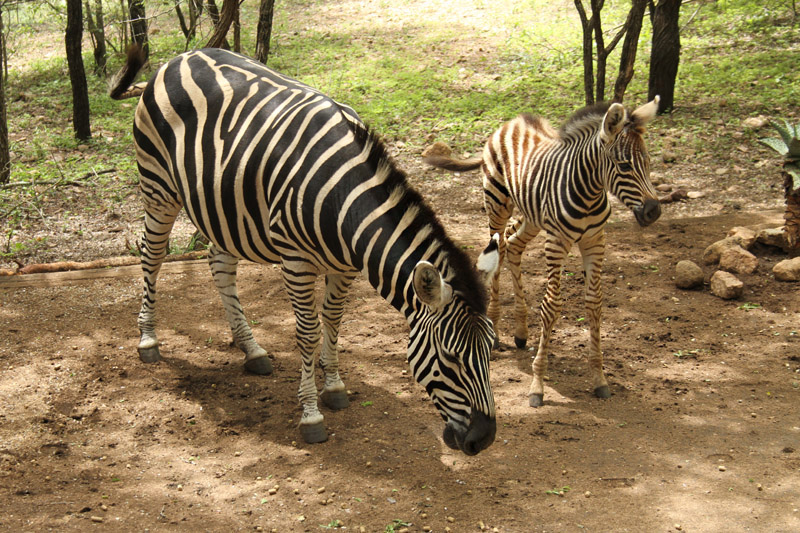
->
[2,147,800,532]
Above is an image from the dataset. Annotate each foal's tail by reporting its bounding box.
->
[423,154,483,172]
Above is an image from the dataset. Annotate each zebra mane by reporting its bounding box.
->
[350,123,488,315]
[559,101,614,139]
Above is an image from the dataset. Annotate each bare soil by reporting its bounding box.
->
[2,2,800,532]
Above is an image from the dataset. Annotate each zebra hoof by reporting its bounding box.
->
[528,394,544,408]
[138,345,162,363]
[594,385,611,399]
[244,356,273,375]
[320,390,350,410]
[514,336,527,349]
[299,422,328,444]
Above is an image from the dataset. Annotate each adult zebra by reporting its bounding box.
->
[109,45,500,454]
[424,98,661,407]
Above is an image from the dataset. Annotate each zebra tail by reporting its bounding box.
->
[423,155,483,172]
[108,44,148,100]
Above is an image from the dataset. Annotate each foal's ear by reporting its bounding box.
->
[631,95,660,125]
[476,233,500,285]
[412,261,453,311]
[601,103,627,144]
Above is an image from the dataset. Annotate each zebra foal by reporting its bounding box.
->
[110,46,500,454]
[425,98,661,407]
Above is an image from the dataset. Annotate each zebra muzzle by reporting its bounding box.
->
[442,411,497,456]
[633,198,662,227]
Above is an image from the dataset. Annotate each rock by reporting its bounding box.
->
[675,260,704,290]
[757,227,788,250]
[703,237,744,265]
[719,245,758,274]
[422,141,452,159]
[687,191,706,199]
[710,271,744,300]
[773,257,800,281]
[742,116,769,129]
[726,226,757,249]
[655,183,673,192]
[662,150,677,163]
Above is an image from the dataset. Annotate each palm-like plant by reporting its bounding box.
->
[759,120,800,253]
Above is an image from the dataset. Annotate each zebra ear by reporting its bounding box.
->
[601,103,626,144]
[476,233,500,285]
[413,261,453,310]
[631,95,660,124]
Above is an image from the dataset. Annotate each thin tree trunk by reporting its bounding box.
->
[255,0,275,64]
[0,9,9,184]
[66,0,91,141]
[574,0,595,105]
[128,0,149,61]
[648,0,682,113]
[206,0,237,49]
[85,0,107,76]
[205,0,231,49]
[613,0,647,102]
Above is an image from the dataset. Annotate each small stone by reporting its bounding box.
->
[743,116,769,129]
[423,527,432,532]
[757,227,788,249]
[675,260,704,290]
[726,227,757,249]
[317,487,326,494]
[773,257,800,281]
[675,525,682,531]
[446,516,455,522]
[584,491,592,497]
[268,488,277,495]
[655,183,673,192]
[176,484,183,491]
[757,483,763,491]
[687,191,706,199]
[703,237,745,265]
[718,465,727,471]
[709,270,744,300]
[719,245,758,275]
[91,516,104,523]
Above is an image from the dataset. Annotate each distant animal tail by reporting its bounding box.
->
[108,44,148,100]
[423,154,483,172]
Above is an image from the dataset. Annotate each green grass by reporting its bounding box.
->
[1,0,799,263]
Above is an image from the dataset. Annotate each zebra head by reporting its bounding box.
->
[407,236,500,455]
[600,96,662,227]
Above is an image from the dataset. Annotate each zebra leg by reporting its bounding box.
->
[579,232,610,399]
[281,260,327,443]
[137,203,181,363]
[319,273,357,410]
[505,219,540,349]
[207,244,273,375]
[483,190,513,346]
[529,237,569,407]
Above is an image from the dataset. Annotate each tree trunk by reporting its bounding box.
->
[206,0,231,49]
[613,0,647,102]
[255,0,275,64]
[592,0,607,103]
[85,0,107,76]
[66,0,91,141]
[574,0,596,105]
[0,9,9,184]
[648,0,682,114]
[784,171,800,252]
[128,0,149,61]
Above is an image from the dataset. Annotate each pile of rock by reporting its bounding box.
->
[675,225,800,299]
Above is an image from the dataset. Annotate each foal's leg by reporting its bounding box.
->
[281,260,326,443]
[318,272,357,410]
[504,219,540,349]
[482,178,514,344]
[207,244,273,375]
[137,199,182,363]
[578,231,610,399]
[529,235,569,407]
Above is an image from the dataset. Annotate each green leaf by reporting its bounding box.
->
[771,120,795,147]
[786,165,800,194]
[759,136,788,156]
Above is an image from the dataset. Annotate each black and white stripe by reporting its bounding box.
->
[110,46,499,454]
[425,98,661,407]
